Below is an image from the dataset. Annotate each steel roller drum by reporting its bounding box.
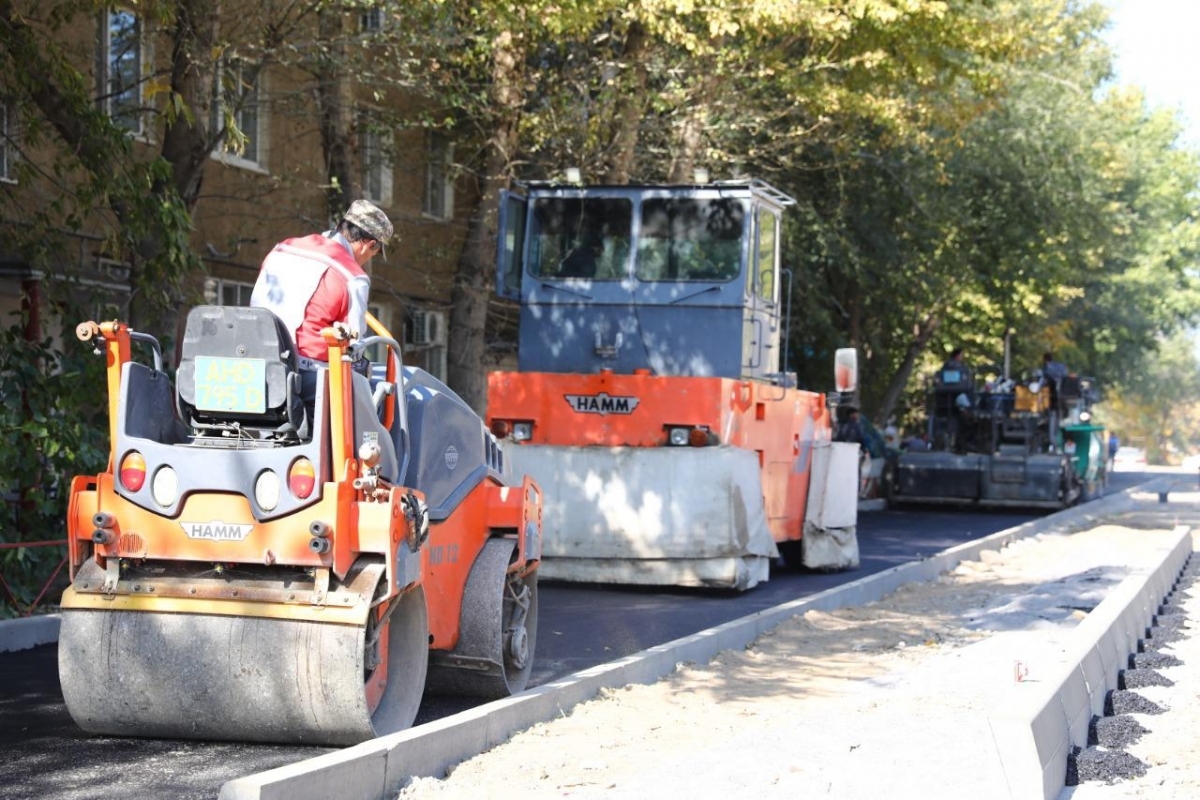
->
[426,538,539,699]
[58,586,428,746]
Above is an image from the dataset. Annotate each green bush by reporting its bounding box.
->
[0,319,109,617]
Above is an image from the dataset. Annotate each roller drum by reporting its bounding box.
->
[426,538,539,699]
[58,586,428,746]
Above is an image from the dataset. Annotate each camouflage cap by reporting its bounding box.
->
[343,199,394,257]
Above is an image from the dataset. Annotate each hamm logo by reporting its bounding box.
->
[564,393,640,415]
[180,520,254,541]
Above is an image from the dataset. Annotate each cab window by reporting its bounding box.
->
[635,198,744,282]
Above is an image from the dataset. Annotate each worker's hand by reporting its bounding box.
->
[331,321,357,341]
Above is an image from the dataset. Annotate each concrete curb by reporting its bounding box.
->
[220,484,1152,800]
[986,522,1194,800]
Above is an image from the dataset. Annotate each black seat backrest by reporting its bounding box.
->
[932,366,974,418]
[176,305,304,435]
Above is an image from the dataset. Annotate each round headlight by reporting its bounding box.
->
[512,422,533,442]
[151,466,178,507]
[256,470,282,512]
[668,427,690,446]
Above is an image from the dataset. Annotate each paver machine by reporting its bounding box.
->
[886,358,1105,509]
[486,179,860,591]
[58,306,542,745]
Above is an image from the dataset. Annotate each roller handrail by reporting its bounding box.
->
[75,320,163,372]
[364,313,411,484]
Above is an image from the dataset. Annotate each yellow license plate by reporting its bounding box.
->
[194,356,266,414]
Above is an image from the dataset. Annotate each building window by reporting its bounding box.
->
[216,279,255,307]
[212,60,266,171]
[97,9,147,136]
[363,303,388,363]
[423,132,454,220]
[0,104,16,183]
[360,6,384,32]
[359,114,393,206]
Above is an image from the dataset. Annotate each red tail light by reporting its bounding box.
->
[119,452,147,492]
[288,458,316,499]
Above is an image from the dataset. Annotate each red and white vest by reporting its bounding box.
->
[250,234,370,363]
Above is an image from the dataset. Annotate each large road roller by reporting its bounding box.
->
[58,306,542,745]
[485,179,860,591]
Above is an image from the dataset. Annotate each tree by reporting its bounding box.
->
[1101,331,1200,464]
[0,0,338,327]
[420,0,1060,410]
[775,1,1200,427]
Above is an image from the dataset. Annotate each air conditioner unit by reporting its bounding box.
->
[94,256,131,282]
[408,309,446,347]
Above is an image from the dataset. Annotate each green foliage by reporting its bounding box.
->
[769,2,1200,426]
[1101,332,1200,464]
[0,312,109,618]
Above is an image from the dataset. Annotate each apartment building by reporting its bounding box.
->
[0,3,463,380]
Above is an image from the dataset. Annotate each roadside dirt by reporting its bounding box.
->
[397,506,1200,800]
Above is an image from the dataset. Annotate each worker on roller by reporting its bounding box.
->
[942,347,966,372]
[1040,351,1069,414]
[250,199,393,423]
[1041,352,1069,384]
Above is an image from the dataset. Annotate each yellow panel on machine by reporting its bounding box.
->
[58,309,543,746]
[1014,384,1050,413]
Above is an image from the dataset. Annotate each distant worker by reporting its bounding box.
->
[1041,352,1069,384]
[1108,432,1120,472]
[883,422,899,453]
[560,234,602,278]
[835,407,867,446]
[1041,352,1070,413]
[943,347,965,371]
[902,432,930,451]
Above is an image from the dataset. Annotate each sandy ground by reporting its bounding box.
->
[398,513,1200,800]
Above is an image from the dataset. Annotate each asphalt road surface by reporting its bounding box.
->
[0,472,1152,800]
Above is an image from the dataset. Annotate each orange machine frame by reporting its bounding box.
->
[487,368,830,545]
